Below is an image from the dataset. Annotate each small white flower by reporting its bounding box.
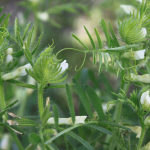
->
[120,5,136,14]
[37,12,49,22]
[5,54,13,64]
[60,60,69,73]
[122,49,145,60]
[125,126,141,138]
[2,63,32,81]
[130,73,150,83]
[134,49,145,60]
[6,48,13,54]
[5,48,13,63]
[140,91,150,111]
[47,116,87,125]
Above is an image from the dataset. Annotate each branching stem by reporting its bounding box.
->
[56,44,140,57]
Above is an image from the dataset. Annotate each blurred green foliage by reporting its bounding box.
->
[1,0,147,149]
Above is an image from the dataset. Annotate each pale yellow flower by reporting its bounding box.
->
[47,116,87,125]
[129,73,150,83]
[140,91,150,111]
[140,141,150,150]
[2,63,32,81]
[122,49,145,60]
[125,126,141,138]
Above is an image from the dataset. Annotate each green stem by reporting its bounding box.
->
[109,62,125,150]
[0,72,7,120]
[138,117,146,149]
[56,44,140,56]
[115,61,125,123]
[38,84,44,119]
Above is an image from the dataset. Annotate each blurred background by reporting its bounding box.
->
[0,0,143,149]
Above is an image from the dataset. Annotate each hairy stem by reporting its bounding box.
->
[138,117,146,149]
[0,72,7,120]
[38,84,44,119]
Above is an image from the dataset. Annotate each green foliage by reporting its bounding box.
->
[84,124,112,135]
[65,84,75,124]
[45,124,83,144]
[72,78,93,119]
[28,133,41,146]
[0,123,24,150]
[1,0,150,149]
[0,59,18,72]
[0,100,18,119]
[111,89,141,114]
[67,131,93,150]
[11,19,42,58]
[6,79,37,89]
[0,7,11,29]
[27,45,67,87]
[41,99,52,127]
[119,18,145,44]
[18,0,88,28]
[71,20,142,74]
[85,85,105,121]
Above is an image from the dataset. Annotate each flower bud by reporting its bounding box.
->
[122,49,145,60]
[5,54,13,64]
[144,116,150,125]
[127,73,150,83]
[47,116,87,125]
[2,63,32,81]
[37,12,49,22]
[125,126,141,138]
[6,48,13,55]
[141,91,150,111]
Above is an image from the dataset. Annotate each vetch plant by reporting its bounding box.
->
[2,0,150,149]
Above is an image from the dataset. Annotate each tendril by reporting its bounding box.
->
[75,52,86,71]
[56,48,86,57]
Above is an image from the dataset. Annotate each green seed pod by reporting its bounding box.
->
[119,18,147,44]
